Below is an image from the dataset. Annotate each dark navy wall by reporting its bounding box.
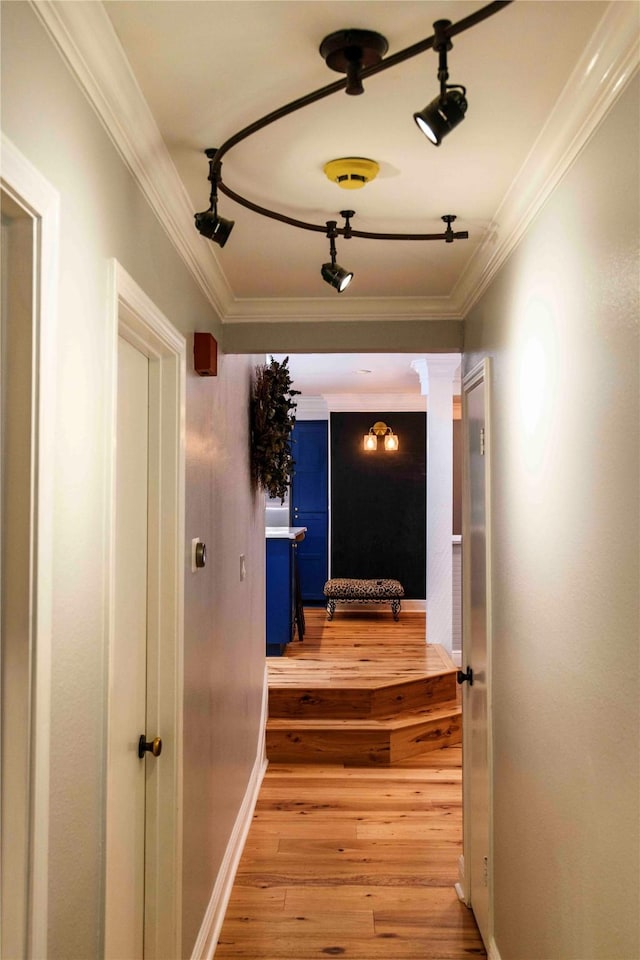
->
[330,412,426,599]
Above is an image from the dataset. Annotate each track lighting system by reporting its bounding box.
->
[413,19,468,145]
[194,2,513,291]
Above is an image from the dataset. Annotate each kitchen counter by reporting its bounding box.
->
[265,526,306,541]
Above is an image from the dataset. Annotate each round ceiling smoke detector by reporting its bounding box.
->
[324,157,380,190]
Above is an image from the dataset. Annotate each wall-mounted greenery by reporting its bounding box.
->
[250,357,300,502]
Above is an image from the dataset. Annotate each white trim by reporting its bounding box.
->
[455,1,640,315]
[325,393,427,413]
[191,665,269,960]
[30,0,232,321]
[294,396,330,421]
[104,261,186,958]
[461,357,495,947]
[455,854,468,906]
[0,133,59,960]
[223,296,462,323]
[488,938,503,960]
[28,1,639,323]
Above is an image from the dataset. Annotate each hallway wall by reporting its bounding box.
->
[1,5,265,957]
[464,76,639,959]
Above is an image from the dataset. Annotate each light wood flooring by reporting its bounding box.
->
[266,610,461,765]
[216,609,484,959]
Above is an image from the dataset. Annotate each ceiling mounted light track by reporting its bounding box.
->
[194,1,513,291]
[319,29,389,96]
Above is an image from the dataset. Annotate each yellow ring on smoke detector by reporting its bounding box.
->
[324,157,380,190]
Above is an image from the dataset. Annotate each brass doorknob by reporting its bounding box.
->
[138,735,162,759]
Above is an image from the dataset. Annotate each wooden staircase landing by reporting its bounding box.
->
[266,609,461,766]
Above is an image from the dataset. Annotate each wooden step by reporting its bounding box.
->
[268,643,457,719]
[266,699,461,766]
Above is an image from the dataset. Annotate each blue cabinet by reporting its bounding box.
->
[291,421,328,603]
[266,532,305,655]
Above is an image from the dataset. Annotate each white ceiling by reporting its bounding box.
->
[102,0,611,312]
[271,352,453,398]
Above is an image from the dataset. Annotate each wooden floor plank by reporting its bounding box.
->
[216,611,485,959]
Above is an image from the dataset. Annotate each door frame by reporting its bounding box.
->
[0,134,59,959]
[458,357,495,948]
[104,261,186,958]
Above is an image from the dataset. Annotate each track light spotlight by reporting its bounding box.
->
[194,209,235,247]
[414,19,468,145]
[321,261,353,293]
[414,88,468,145]
[195,148,235,247]
[321,217,354,293]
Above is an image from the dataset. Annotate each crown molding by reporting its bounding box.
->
[29,0,234,320]
[325,393,426,412]
[223,295,462,323]
[454,0,640,315]
[29,0,639,325]
[294,397,330,420]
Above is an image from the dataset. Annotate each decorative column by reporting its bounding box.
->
[412,356,460,652]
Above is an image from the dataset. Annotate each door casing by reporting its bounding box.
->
[104,261,186,958]
[0,135,59,960]
[459,357,495,949]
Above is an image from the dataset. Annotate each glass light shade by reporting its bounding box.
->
[363,433,377,451]
[384,432,399,451]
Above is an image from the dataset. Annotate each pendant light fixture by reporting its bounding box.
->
[413,19,468,145]
[194,3,513,289]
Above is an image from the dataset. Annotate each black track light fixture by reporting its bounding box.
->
[195,4,514,289]
[413,19,468,145]
[321,214,354,293]
[194,209,235,247]
[194,149,235,247]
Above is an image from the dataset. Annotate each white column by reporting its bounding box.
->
[412,356,460,652]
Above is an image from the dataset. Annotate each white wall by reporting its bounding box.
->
[464,76,639,959]
[1,5,265,957]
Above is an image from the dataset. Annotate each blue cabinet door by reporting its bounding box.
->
[291,421,328,603]
[266,537,293,655]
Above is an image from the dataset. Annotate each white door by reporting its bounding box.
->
[105,336,150,959]
[462,362,492,948]
[1,195,34,960]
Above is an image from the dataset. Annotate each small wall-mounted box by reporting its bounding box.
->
[194,332,218,376]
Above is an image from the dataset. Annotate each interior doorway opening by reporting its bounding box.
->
[260,351,462,660]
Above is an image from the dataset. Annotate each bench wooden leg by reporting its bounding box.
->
[391,599,401,621]
[326,599,336,621]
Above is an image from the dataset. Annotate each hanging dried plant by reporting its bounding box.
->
[250,356,300,502]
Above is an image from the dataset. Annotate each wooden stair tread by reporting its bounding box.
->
[267,643,456,690]
[267,700,460,732]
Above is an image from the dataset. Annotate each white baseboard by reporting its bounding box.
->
[454,854,469,906]
[190,667,269,960]
[488,937,502,960]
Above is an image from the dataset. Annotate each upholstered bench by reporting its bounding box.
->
[323,578,405,621]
